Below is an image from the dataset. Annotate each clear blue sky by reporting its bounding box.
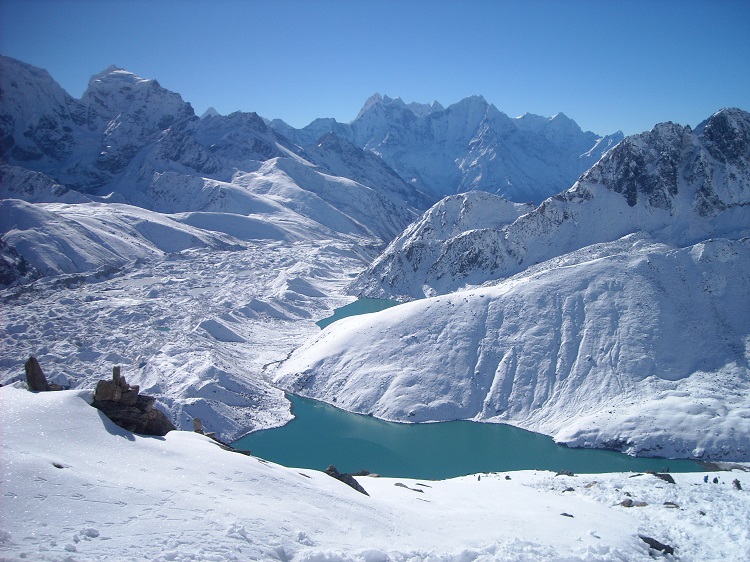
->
[1,0,748,136]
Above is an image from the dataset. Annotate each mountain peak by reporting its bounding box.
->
[356,94,442,121]
[200,107,221,119]
[452,95,489,111]
[88,64,127,85]
[355,93,385,120]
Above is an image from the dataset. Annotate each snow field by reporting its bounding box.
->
[277,236,750,461]
[2,384,748,561]
[0,238,374,440]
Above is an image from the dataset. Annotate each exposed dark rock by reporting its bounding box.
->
[394,482,424,493]
[188,417,249,455]
[649,471,676,484]
[733,479,743,490]
[663,501,680,509]
[560,512,574,518]
[0,238,38,287]
[555,470,575,477]
[324,465,369,496]
[638,535,675,555]
[93,395,175,436]
[24,356,50,391]
[91,366,175,436]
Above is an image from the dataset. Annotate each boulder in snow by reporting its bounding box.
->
[92,366,175,436]
[24,356,50,392]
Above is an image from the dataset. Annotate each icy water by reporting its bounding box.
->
[233,394,702,480]
[316,298,401,329]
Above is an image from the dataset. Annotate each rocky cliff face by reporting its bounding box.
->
[0,56,86,170]
[0,56,228,194]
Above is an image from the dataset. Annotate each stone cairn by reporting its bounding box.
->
[92,366,175,437]
[21,357,253,450]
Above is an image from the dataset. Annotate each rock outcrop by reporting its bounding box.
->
[91,367,175,436]
[638,535,675,555]
[23,356,64,391]
[324,465,369,496]
[24,356,50,391]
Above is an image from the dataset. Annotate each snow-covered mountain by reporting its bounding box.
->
[348,191,534,299]
[272,93,623,202]
[0,56,424,436]
[275,109,750,461]
[0,57,225,195]
[352,108,750,299]
[276,234,750,461]
[0,55,419,240]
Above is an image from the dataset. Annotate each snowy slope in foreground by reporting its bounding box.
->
[3,385,749,561]
[277,235,750,461]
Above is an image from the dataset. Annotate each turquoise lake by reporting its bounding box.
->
[316,297,401,329]
[233,394,701,480]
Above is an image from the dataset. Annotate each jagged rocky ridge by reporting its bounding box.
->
[351,109,750,299]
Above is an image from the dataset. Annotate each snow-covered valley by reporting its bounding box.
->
[0,235,375,440]
[2,52,750,560]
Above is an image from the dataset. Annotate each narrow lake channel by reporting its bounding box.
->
[315,297,401,329]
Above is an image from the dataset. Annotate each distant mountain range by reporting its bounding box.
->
[0,53,621,284]
[270,93,623,203]
[1,55,620,213]
[351,108,750,298]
